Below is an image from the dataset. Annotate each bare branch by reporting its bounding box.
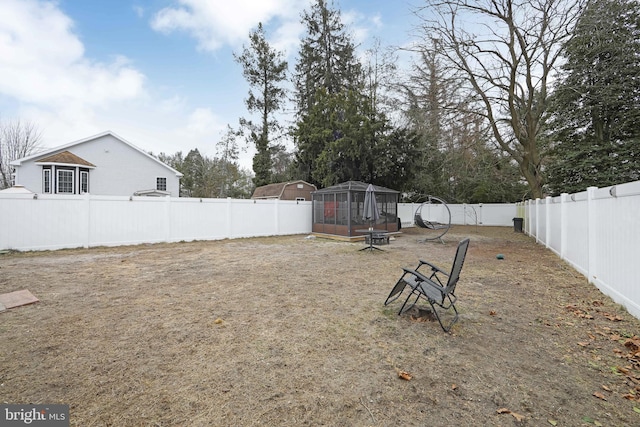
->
[0,118,43,189]
[413,0,585,197]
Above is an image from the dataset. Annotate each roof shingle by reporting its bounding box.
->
[36,151,95,167]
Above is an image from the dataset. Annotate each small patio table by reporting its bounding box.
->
[355,229,388,252]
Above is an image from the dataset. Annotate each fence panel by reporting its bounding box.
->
[1,195,314,251]
[398,202,515,228]
[521,181,640,319]
[89,196,170,246]
[562,192,589,277]
[590,184,639,312]
[167,197,229,242]
[547,196,563,256]
[537,198,549,247]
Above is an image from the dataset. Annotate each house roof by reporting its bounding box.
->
[36,151,96,168]
[251,180,317,199]
[10,131,183,177]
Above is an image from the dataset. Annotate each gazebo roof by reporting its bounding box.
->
[312,180,399,194]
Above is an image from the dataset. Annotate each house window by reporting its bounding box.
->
[296,197,306,202]
[57,169,74,194]
[80,171,89,194]
[43,169,51,193]
[156,177,167,191]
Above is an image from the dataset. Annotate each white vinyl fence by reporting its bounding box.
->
[1,194,312,251]
[3,186,638,319]
[398,202,516,228]
[518,180,640,319]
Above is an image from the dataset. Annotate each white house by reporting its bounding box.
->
[10,131,182,197]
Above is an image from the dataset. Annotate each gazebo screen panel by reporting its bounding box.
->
[336,192,349,225]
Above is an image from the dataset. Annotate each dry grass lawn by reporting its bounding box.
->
[1,226,640,426]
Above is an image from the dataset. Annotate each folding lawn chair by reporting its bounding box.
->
[384,238,470,332]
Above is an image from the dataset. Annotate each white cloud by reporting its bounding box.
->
[150,0,307,52]
[133,5,145,18]
[185,107,225,136]
[341,9,385,48]
[271,19,305,57]
[0,0,146,111]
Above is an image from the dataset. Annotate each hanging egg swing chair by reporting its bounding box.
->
[413,195,452,243]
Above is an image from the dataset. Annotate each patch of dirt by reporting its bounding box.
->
[1,226,639,426]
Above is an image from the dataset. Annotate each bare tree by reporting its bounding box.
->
[0,119,43,189]
[414,0,585,198]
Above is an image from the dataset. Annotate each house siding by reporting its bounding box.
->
[14,134,180,196]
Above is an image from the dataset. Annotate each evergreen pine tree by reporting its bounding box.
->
[234,23,288,187]
[546,0,640,194]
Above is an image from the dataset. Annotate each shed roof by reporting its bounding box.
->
[312,180,399,194]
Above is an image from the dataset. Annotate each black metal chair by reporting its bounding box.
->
[384,238,470,332]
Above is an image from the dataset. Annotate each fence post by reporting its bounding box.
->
[587,186,598,285]
[85,193,91,248]
[165,196,172,242]
[560,193,569,260]
[535,198,541,242]
[545,196,552,248]
[274,199,280,235]
[227,197,233,239]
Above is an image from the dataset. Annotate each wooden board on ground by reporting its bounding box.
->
[0,289,39,312]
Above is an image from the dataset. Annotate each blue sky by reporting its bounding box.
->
[0,0,419,170]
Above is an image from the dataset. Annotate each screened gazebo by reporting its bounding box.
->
[311,181,400,238]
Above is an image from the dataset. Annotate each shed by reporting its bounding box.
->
[311,181,399,238]
[251,180,317,201]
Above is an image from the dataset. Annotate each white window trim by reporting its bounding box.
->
[43,169,51,194]
[156,177,167,191]
[56,169,74,194]
[80,170,89,194]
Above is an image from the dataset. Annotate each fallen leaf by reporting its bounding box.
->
[594,421,603,427]
[451,384,458,390]
[602,385,611,391]
[624,337,640,351]
[633,406,640,413]
[593,391,607,401]
[548,420,557,426]
[617,366,631,375]
[603,313,623,321]
[398,370,412,381]
[578,342,590,347]
[610,334,622,341]
[511,412,525,422]
[214,318,224,324]
[496,408,511,414]
[489,310,497,316]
